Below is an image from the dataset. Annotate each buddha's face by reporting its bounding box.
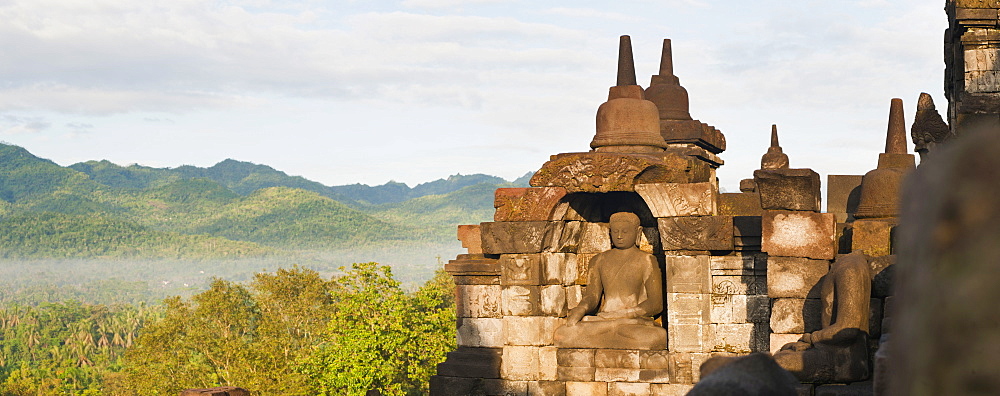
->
[609,221,640,249]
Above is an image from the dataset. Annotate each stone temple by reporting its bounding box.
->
[428,1,1000,395]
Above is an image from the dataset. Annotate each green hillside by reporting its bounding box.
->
[0,142,526,260]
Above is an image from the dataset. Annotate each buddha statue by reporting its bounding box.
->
[774,251,872,382]
[553,212,667,350]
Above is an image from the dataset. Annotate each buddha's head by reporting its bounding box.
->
[609,212,641,249]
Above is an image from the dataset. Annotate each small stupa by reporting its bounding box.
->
[760,124,790,170]
[854,98,916,219]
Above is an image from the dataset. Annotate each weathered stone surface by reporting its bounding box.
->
[541,253,574,285]
[770,333,804,355]
[762,210,836,260]
[504,316,562,346]
[761,124,791,170]
[687,353,799,396]
[668,323,711,352]
[668,293,711,325]
[827,175,863,223]
[711,323,768,353]
[770,298,823,334]
[539,346,559,381]
[638,227,660,254]
[529,381,566,396]
[494,187,567,222]
[668,353,712,384]
[458,224,484,254]
[870,255,895,298]
[501,346,540,380]
[634,182,717,217]
[595,367,640,382]
[854,160,913,220]
[481,379,529,395]
[640,350,671,369]
[795,384,815,396]
[710,251,764,271]
[851,219,897,257]
[557,348,596,367]
[659,216,733,251]
[445,254,500,276]
[566,285,583,308]
[547,221,582,253]
[638,369,671,383]
[557,366,595,382]
[718,192,763,216]
[608,381,651,396]
[452,275,501,285]
[578,222,612,253]
[911,92,952,160]
[712,275,766,295]
[870,298,883,337]
[767,257,830,299]
[530,152,708,193]
[435,347,502,379]
[565,381,608,396]
[500,254,543,285]
[666,255,711,294]
[457,318,505,347]
[814,381,873,396]
[753,168,821,211]
[649,384,694,396]
[456,285,501,318]
[501,286,541,316]
[594,349,640,368]
[541,285,567,317]
[429,375,478,396]
[575,253,596,285]
[480,221,557,254]
[711,294,769,324]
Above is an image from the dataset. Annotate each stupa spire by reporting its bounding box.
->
[761,124,790,170]
[616,35,637,86]
[886,98,907,154]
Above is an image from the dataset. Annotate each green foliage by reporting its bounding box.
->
[300,263,456,396]
[364,182,504,242]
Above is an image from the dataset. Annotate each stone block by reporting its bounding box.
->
[826,175,863,222]
[634,182,718,217]
[452,275,501,285]
[549,221,582,253]
[445,254,500,276]
[668,324,710,352]
[711,294,770,324]
[456,285,501,318]
[762,210,836,260]
[557,348,596,367]
[501,346,540,381]
[503,316,562,346]
[435,347,502,378]
[712,275,766,295]
[668,353,695,384]
[539,346,559,381]
[649,384,694,396]
[770,298,823,334]
[481,221,558,254]
[795,384,815,396]
[638,350,670,369]
[541,253,574,285]
[711,323,768,353]
[638,369,671,383]
[540,285,567,317]
[501,286,541,316]
[578,222,611,253]
[565,382,608,396]
[753,168,822,211]
[710,251,764,271]
[494,187,567,222]
[733,215,762,237]
[851,219,897,257]
[576,253,597,285]
[608,381,652,396]
[956,7,999,20]
[718,192,763,216]
[814,381,874,396]
[665,255,711,293]
[770,333,804,355]
[836,222,853,254]
[528,381,566,396]
[595,367,640,382]
[767,257,829,298]
[870,298,883,337]
[870,255,895,298]
[557,366,595,382]
[458,224,484,254]
[481,379,529,396]
[667,293,711,325]
[566,285,583,309]
[500,254,543,286]
[594,349,640,368]
[658,216,734,251]
[638,227,660,254]
[429,375,477,396]
[457,318,505,347]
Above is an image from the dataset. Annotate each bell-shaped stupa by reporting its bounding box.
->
[590,35,667,153]
[761,124,790,170]
[854,98,916,219]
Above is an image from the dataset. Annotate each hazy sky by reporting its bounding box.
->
[0,0,947,191]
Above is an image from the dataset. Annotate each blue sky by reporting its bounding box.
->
[0,0,946,191]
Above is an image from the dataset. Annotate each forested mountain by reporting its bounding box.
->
[0,143,530,259]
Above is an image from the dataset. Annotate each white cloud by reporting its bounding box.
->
[0,115,51,134]
[400,0,513,9]
[542,7,640,22]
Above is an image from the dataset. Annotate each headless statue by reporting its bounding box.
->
[774,250,871,382]
[554,212,667,350]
